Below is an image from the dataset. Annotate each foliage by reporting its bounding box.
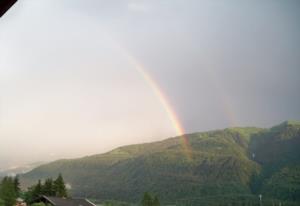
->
[25,180,42,203]
[54,174,67,198]
[42,179,55,196]
[141,192,152,206]
[31,203,46,206]
[140,193,159,206]
[261,166,300,201]
[21,121,300,205]
[13,176,20,197]
[0,176,19,206]
[24,174,68,203]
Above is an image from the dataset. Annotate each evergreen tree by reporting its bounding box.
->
[32,180,42,200]
[42,178,55,196]
[24,185,34,204]
[13,176,20,197]
[54,174,67,197]
[0,177,17,206]
[24,174,69,203]
[141,192,153,206]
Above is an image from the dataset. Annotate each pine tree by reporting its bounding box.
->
[54,174,67,198]
[24,185,35,204]
[0,177,17,206]
[42,178,55,196]
[13,176,20,197]
[32,180,42,200]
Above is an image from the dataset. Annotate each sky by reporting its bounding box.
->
[0,0,300,169]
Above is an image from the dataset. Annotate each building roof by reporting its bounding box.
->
[39,196,96,206]
[0,0,18,17]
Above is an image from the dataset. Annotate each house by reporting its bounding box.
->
[33,196,96,206]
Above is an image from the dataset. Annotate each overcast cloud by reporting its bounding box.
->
[0,0,299,169]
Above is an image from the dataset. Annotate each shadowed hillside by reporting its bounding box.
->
[21,121,300,205]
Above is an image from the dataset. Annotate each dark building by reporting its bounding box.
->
[34,196,96,206]
[0,0,18,17]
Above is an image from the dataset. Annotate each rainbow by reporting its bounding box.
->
[99,27,247,161]
[124,53,193,160]
[106,38,193,160]
[105,38,241,159]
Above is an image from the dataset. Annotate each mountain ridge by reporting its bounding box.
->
[20,121,300,205]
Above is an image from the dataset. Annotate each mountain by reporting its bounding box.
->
[21,121,300,205]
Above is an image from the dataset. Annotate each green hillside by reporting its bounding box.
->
[21,121,300,205]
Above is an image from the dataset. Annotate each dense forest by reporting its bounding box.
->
[0,174,67,206]
[19,121,300,205]
[24,174,68,203]
[0,176,20,206]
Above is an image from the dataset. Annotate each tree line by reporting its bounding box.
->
[0,174,68,206]
[0,176,20,206]
[25,174,67,203]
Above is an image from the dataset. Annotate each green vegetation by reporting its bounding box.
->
[53,174,67,198]
[141,192,152,206]
[141,192,160,206]
[30,203,46,206]
[261,166,300,201]
[24,174,68,204]
[0,176,20,206]
[20,121,300,205]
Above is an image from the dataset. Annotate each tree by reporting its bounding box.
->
[0,177,17,206]
[24,174,69,203]
[30,179,42,201]
[24,185,35,204]
[42,178,55,196]
[141,192,153,206]
[13,176,20,197]
[54,174,67,198]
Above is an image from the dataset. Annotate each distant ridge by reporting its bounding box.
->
[21,121,300,205]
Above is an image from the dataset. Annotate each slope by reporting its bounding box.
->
[21,121,300,205]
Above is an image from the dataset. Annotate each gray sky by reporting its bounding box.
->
[0,0,299,169]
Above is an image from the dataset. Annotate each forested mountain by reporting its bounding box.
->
[21,121,300,205]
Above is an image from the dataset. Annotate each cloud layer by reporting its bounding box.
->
[0,0,299,168]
